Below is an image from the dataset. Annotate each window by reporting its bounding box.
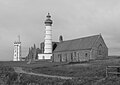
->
[65,53,67,57]
[85,53,87,57]
[43,56,45,59]
[58,54,62,62]
[78,53,80,61]
[74,52,76,57]
[71,53,73,61]
[65,53,67,62]
[58,54,61,57]
[98,44,102,55]
[71,53,73,57]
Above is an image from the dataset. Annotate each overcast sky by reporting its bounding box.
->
[0,0,120,61]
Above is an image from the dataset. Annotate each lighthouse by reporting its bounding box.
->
[13,36,21,61]
[44,13,53,53]
[38,13,53,59]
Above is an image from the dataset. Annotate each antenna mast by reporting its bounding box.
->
[18,35,20,42]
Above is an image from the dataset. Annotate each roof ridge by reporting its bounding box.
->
[62,34,100,42]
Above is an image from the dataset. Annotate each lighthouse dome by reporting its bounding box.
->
[45,13,53,25]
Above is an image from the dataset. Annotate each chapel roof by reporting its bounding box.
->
[54,34,101,52]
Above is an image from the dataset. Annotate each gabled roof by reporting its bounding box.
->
[54,35,100,52]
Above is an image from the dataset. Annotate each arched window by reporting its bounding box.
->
[98,44,102,55]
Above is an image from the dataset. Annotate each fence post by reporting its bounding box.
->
[117,67,120,77]
[106,66,108,77]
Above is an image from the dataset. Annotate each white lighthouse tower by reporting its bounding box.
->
[44,13,53,53]
[38,13,53,59]
[13,36,21,61]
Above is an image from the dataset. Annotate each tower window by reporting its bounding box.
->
[43,56,45,59]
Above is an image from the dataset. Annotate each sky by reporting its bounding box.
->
[0,0,120,61]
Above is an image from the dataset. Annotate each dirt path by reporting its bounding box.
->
[14,67,72,80]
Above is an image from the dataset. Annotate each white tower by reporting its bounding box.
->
[38,13,53,59]
[13,36,21,61]
[44,13,53,53]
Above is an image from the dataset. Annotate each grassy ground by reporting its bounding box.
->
[0,60,67,68]
[30,58,120,77]
[0,57,120,84]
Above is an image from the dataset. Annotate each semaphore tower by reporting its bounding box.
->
[13,36,21,61]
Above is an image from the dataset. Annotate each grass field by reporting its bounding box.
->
[30,58,120,78]
[0,57,120,84]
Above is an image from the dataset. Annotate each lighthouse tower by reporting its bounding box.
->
[13,36,21,61]
[38,13,53,59]
[44,13,53,53]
